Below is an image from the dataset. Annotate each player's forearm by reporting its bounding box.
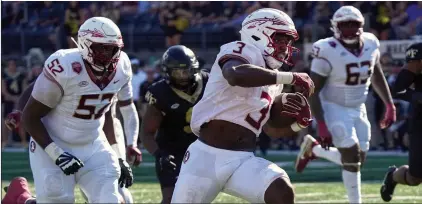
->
[371,67,394,105]
[119,103,140,147]
[103,111,118,145]
[22,112,53,149]
[140,122,159,155]
[224,64,293,87]
[392,69,417,101]
[309,93,325,122]
[17,82,35,111]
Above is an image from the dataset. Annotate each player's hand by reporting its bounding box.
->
[118,158,134,188]
[280,93,313,128]
[380,103,396,129]
[291,73,315,98]
[317,121,332,150]
[126,145,142,167]
[55,152,84,175]
[5,110,22,131]
[154,150,177,175]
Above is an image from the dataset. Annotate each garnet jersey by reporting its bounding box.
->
[31,48,133,145]
[145,72,209,153]
[311,32,380,107]
[190,41,283,137]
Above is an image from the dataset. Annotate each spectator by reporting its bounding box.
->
[159,2,192,47]
[130,59,147,109]
[217,2,240,24]
[246,1,284,14]
[369,2,393,40]
[101,2,120,24]
[139,64,161,117]
[406,2,422,36]
[304,2,334,42]
[1,2,24,30]
[191,2,222,27]
[121,2,139,16]
[37,1,61,49]
[1,59,28,149]
[84,3,101,21]
[64,1,83,48]
[27,63,43,84]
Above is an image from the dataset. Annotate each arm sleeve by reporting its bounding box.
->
[119,103,140,146]
[310,58,332,77]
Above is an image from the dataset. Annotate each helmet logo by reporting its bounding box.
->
[79,29,106,38]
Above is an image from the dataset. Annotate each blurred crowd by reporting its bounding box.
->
[2,1,420,152]
[2,1,422,48]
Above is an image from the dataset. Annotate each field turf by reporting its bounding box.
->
[2,151,421,203]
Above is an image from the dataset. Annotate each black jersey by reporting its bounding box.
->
[2,71,26,97]
[145,71,209,153]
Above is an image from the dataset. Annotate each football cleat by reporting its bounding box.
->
[2,177,32,204]
[380,166,398,202]
[295,134,318,173]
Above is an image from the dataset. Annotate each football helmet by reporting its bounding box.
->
[161,45,199,90]
[331,6,364,44]
[239,8,299,69]
[75,17,124,72]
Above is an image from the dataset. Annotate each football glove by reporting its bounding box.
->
[154,150,177,175]
[5,110,22,131]
[126,145,142,167]
[317,121,332,150]
[118,158,134,188]
[291,73,315,98]
[280,93,313,128]
[380,103,396,129]
[55,152,84,175]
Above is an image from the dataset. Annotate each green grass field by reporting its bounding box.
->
[2,151,421,203]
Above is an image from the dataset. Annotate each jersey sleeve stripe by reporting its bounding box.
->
[43,70,64,96]
[218,54,250,68]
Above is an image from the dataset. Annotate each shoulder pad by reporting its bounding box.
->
[42,49,74,88]
[362,32,380,48]
[145,79,167,106]
[312,37,337,59]
[218,41,265,67]
[118,51,133,79]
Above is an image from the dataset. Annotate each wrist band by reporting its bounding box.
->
[276,72,293,85]
[290,122,302,132]
[44,142,64,161]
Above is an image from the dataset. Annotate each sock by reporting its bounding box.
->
[312,145,342,166]
[342,170,362,203]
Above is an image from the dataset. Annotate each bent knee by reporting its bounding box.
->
[264,177,294,204]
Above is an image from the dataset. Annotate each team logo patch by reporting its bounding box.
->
[171,103,180,109]
[72,62,82,74]
[183,150,190,164]
[30,141,36,153]
[78,81,89,87]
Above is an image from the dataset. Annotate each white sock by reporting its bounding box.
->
[312,145,342,166]
[342,170,362,204]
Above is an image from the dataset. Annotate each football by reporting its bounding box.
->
[267,93,303,128]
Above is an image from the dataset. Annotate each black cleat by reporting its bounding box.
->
[380,166,398,202]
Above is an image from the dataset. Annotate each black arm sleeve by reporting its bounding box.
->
[392,69,417,102]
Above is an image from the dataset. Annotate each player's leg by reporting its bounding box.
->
[114,118,134,203]
[28,138,76,203]
[380,121,422,202]
[171,140,241,203]
[76,138,121,203]
[223,157,294,204]
[2,177,35,204]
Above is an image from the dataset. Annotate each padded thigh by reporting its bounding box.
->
[223,157,289,203]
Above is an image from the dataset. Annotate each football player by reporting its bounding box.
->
[380,42,422,202]
[6,17,136,203]
[171,8,314,204]
[295,6,396,204]
[140,45,209,204]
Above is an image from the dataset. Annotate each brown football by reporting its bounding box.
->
[267,93,302,128]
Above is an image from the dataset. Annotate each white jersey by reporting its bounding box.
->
[311,32,380,107]
[32,48,133,145]
[190,41,283,136]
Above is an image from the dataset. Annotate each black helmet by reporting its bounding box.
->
[406,42,422,63]
[162,45,199,89]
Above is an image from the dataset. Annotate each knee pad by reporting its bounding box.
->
[39,173,74,203]
[330,122,347,138]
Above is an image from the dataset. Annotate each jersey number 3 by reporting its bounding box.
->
[73,93,114,120]
[245,92,272,130]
